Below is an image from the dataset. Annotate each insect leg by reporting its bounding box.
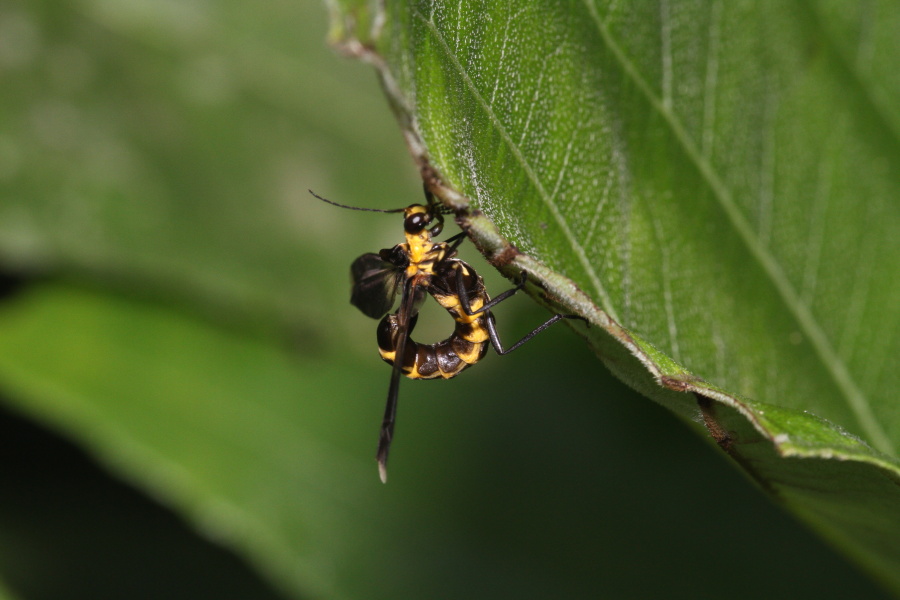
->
[420,184,447,237]
[483,312,585,355]
[376,275,418,483]
[444,231,467,252]
[455,268,586,355]
[457,268,528,316]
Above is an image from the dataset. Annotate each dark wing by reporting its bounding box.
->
[350,253,403,319]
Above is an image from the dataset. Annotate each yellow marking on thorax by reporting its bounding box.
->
[405,229,430,263]
[404,232,447,278]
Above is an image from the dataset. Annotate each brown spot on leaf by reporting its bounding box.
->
[660,374,702,392]
[696,393,733,452]
[492,245,520,268]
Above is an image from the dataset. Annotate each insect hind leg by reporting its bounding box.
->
[456,268,528,317]
[484,312,585,355]
[455,268,587,355]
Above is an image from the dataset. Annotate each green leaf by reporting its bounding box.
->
[330,0,900,590]
[0,1,896,598]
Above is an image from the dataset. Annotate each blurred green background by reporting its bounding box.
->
[0,1,892,598]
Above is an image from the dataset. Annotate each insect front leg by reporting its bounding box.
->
[444,231,467,253]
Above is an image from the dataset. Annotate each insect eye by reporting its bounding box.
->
[404,212,430,233]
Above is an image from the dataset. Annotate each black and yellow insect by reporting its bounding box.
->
[311,187,581,482]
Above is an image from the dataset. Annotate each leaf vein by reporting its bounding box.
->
[701,0,722,159]
[649,207,681,362]
[582,0,893,454]
[415,9,619,321]
[660,0,673,111]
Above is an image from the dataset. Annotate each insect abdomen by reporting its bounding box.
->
[377,314,490,380]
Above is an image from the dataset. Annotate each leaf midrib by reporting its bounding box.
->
[416,4,892,455]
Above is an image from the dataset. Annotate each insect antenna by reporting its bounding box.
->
[309,189,405,214]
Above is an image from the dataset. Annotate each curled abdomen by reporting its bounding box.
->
[377,314,489,380]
